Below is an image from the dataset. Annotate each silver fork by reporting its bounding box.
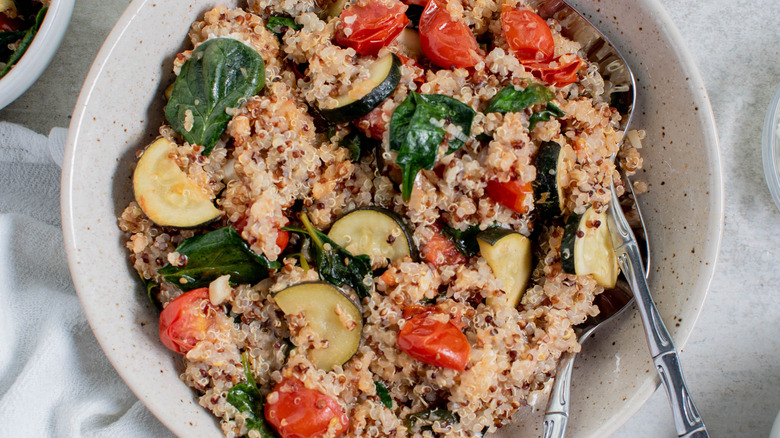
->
[530,1,709,437]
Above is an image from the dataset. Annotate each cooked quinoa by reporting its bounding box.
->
[118,1,644,437]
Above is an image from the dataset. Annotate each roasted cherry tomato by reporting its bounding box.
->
[0,14,22,32]
[529,57,584,87]
[397,306,470,370]
[486,179,534,214]
[421,225,468,267]
[265,377,349,438]
[501,5,555,63]
[334,0,409,56]
[158,288,216,354]
[355,104,390,141]
[419,0,482,69]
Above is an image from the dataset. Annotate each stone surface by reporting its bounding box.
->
[2,0,778,436]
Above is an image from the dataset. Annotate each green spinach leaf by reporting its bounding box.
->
[442,224,483,258]
[484,83,554,114]
[389,92,475,201]
[285,214,373,299]
[158,226,281,291]
[528,103,565,130]
[374,381,393,408]
[0,7,46,78]
[405,408,460,432]
[165,38,266,155]
[266,16,302,36]
[139,274,162,311]
[226,354,278,438]
[339,130,375,162]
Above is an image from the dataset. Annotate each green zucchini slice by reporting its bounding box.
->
[561,206,619,288]
[274,282,363,372]
[319,53,401,124]
[327,207,418,263]
[533,141,566,219]
[477,228,532,308]
[133,137,220,228]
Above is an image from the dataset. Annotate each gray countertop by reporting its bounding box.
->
[3,0,778,436]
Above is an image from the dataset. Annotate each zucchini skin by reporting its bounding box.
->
[533,141,564,219]
[560,211,581,275]
[319,54,402,124]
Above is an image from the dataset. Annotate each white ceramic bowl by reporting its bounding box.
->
[0,0,74,110]
[61,0,723,436]
[763,84,780,211]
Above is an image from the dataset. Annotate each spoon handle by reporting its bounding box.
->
[542,351,575,438]
[618,242,709,437]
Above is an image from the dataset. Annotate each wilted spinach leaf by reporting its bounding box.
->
[158,226,281,291]
[165,38,266,155]
[389,92,475,201]
[139,274,162,311]
[285,214,373,299]
[339,130,376,162]
[374,381,393,408]
[227,354,278,437]
[528,103,565,130]
[442,224,483,258]
[0,7,46,78]
[266,16,302,37]
[405,408,460,432]
[484,83,554,114]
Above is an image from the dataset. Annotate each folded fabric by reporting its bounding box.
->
[0,121,172,437]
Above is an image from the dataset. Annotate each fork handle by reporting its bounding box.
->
[542,351,575,438]
[619,244,709,438]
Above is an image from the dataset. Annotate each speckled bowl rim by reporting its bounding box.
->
[61,0,723,436]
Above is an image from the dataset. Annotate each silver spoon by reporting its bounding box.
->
[532,1,709,437]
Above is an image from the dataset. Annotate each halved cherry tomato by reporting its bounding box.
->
[159,288,216,354]
[486,179,534,214]
[0,14,22,32]
[419,0,482,69]
[397,306,470,370]
[528,57,584,87]
[396,53,426,85]
[265,377,349,438]
[421,225,467,267]
[334,0,409,56]
[401,0,428,6]
[501,5,555,63]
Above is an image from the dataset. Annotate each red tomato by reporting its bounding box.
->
[421,226,467,267]
[529,57,584,87]
[419,0,482,69]
[265,377,349,438]
[501,5,555,63]
[233,216,290,251]
[396,53,426,85]
[486,179,533,214]
[334,0,409,56]
[401,0,428,6]
[355,104,389,141]
[397,306,470,370]
[0,14,22,32]
[158,288,215,354]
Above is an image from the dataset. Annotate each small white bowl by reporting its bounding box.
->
[0,0,75,110]
[763,84,780,211]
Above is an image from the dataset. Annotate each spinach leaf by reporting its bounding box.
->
[158,226,281,291]
[442,224,483,258]
[165,38,266,155]
[226,354,278,438]
[405,408,460,432]
[0,7,46,78]
[266,16,302,37]
[389,92,475,201]
[374,381,393,408]
[528,103,565,130]
[285,214,373,299]
[484,83,554,114]
[339,130,367,162]
[420,293,446,304]
[139,274,162,311]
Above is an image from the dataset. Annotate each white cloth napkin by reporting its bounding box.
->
[0,121,172,437]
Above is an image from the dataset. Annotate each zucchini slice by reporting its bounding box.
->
[133,137,220,228]
[319,53,401,124]
[561,206,619,288]
[477,228,532,308]
[533,141,566,219]
[274,282,363,372]
[327,207,418,263]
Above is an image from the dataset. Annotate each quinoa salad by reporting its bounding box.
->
[117,0,645,437]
